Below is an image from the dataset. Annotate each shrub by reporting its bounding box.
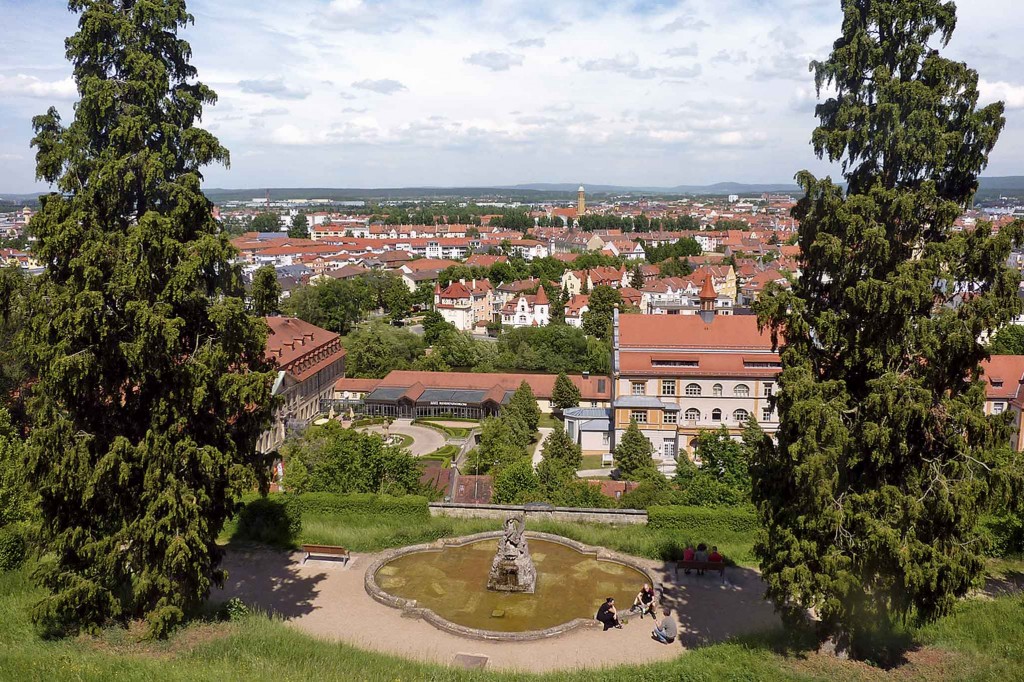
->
[978,514,1024,557]
[0,524,27,572]
[222,597,250,621]
[233,496,303,547]
[648,505,758,534]
[294,492,430,521]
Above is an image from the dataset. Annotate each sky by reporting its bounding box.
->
[1,0,1024,192]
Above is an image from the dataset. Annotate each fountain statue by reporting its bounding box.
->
[486,513,537,593]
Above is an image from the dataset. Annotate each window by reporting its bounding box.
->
[631,381,646,396]
[664,412,678,424]
[763,383,774,397]
[597,378,607,393]
[762,407,773,422]
[733,408,749,422]
[685,383,701,396]
[684,408,700,421]
[994,402,1006,414]
[630,410,648,424]
[661,380,677,396]
[712,383,723,397]
[734,384,750,397]
[602,432,610,445]
[712,408,722,421]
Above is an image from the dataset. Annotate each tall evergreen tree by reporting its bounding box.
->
[506,380,540,434]
[551,372,581,412]
[629,265,645,289]
[614,421,659,481]
[752,0,1023,656]
[249,265,282,317]
[25,0,276,637]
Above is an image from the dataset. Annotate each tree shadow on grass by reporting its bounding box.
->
[212,544,328,620]
[982,570,1024,598]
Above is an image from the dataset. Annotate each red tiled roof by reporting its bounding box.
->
[980,356,1024,401]
[619,314,771,351]
[373,370,612,400]
[264,316,346,381]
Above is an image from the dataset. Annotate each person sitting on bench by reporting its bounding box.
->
[682,545,695,574]
[632,583,656,619]
[709,546,723,563]
[596,597,622,630]
[694,543,709,575]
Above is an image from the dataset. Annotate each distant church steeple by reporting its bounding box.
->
[577,185,586,216]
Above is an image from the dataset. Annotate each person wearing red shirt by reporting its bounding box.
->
[709,546,723,563]
[682,545,696,574]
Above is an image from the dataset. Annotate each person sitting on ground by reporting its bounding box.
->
[596,597,622,631]
[682,545,696,574]
[709,546,723,563]
[652,606,677,644]
[694,543,709,575]
[632,583,656,619]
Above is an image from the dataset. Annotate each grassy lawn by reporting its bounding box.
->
[538,413,563,429]
[413,419,475,439]
[579,454,611,470]
[3,561,1024,681]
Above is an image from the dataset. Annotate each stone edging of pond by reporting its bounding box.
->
[363,530,660,642]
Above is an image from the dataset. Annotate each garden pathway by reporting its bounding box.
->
[217,547,779,673]
[357,420,445,457]
[531,427,553,467]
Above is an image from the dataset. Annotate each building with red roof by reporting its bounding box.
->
[259,316,347,454]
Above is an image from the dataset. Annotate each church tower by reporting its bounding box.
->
[577,185,586,216]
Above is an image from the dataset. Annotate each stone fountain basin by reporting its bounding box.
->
[364,531,659,641]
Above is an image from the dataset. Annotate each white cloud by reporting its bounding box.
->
[238,78,310,100]
[0,74,76,99]
[352,78,407,94]
[465,51,525,72]
[510,38,545,48]
[664,43,699,58]
[980,80,1024,110]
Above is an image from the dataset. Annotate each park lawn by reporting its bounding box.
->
[537,413,563,429]
[3,562,1024,681]
[579,454,610,471]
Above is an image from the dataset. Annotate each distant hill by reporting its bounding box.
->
[5,176,1024,205]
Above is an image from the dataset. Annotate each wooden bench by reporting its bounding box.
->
[301,544,351,564]
[676,560,725,578]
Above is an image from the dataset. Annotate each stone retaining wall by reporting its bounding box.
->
[364,531,659,642]
[429,502,647,525]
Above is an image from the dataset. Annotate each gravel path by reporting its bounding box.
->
[357,420,446,456]
[217,547,779,673]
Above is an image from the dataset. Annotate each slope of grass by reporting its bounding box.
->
[3,556,1024,682]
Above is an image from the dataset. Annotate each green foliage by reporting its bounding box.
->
[343,322,425,378]
[291,492,430,521]
[233,497,303,547]
[648,505,758,534]
[551,372,581,411]
[0,410,31,528]
[282,421,424,496]
[282,278,370,335]
[676,424,759,506]
[420,309,453,344]
[25,1,277,638]
[581,285,622,340]
[492,325,611,375]
[288,212,308,239]
[221,597,250,622]
[751,0,1024,653]
[977,514,1024,558]
[629,265,645,289]
[644,237,702,264]
[539,424,582,470]
[250,212,281,232]
[657,256,693,278]
[506,381,540,434]
[470,416,529,474]
[988,325,1024,355]
[0,524,27,572]
[614,421,659,481]
[492,458,541,504]
[249,266,282,317]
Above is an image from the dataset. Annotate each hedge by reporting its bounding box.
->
[647,505,758,534]
[293,492,430,520]
[234,497,303,547]
[978,514,1024,558]
[0,524,28,572]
